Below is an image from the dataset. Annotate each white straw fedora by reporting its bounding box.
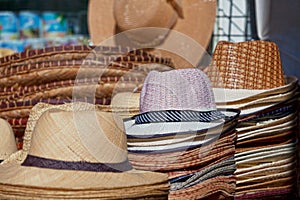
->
[0,103,169,199]
[0,118,17,161]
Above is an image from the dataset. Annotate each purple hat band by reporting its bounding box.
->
[140,68,217,113]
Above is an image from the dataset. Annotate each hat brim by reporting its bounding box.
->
[88,0,217,68]
[125,109,239,138]
[235,155,296,175]
[213,76,298,104]
[236,112,296,133]
[0,163,168,193]
[237,119,297,142]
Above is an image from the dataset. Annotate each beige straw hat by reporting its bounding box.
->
[88,0,217,68]
[0,118,17,161]
[0,103,169,199]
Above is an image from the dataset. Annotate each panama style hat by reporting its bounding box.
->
[125,68,240,153]
[0,118,17,162]
[0,103,169,199]
[88,0,217,68]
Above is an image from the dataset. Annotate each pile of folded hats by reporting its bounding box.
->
[0,102,170,199]
[0,45,174,148]
[205,40,299,199]
[124,68,240,199]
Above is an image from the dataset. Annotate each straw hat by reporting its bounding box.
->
[0,118,17,161]
[125,69,240,148]
[0,103,169,198]
[88,0,217,68]
[140,68,218,113]
[205,40,286,90]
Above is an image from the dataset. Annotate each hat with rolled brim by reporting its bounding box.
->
[0,103,169,199]
[88,0,217,68]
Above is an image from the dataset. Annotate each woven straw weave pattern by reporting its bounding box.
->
[206,40,285,89]
[140,68,216,113]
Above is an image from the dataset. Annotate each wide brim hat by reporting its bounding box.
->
[88,0,217,68]
[0,103,169,197]
[0,118,17,161]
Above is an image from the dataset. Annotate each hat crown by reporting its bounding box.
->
[0,118,17,160]
[113,0,179,47]
[114,0,178,30]
[206,40,285,89]
[27,105,128,164]
[140,68,217,113]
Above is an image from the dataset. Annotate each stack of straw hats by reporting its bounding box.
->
[0,45,174,148]
[205,40,299,199]
[124,68,240,199]
[0,102,169,199]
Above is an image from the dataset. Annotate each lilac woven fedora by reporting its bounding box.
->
[140,68,217,113]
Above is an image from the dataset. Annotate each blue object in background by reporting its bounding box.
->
[42,12,67,38]
[19,11,41,39]
[0,11,18,40]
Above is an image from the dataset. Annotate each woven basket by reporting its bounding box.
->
[205,40,285,90]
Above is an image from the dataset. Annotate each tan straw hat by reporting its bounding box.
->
[0,118,17,161]
[205,40,286,89]
[0,103,169,199]
[88,0,217,68]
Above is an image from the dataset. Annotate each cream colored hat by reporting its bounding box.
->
[0,118,17,161]
[0,103,169,199]
[88,0,217,68]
